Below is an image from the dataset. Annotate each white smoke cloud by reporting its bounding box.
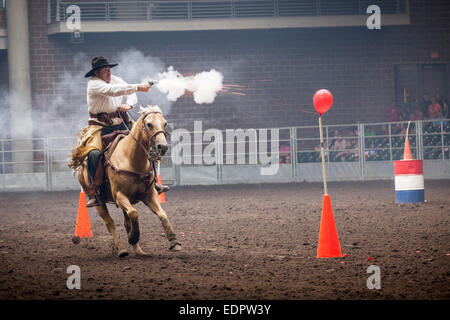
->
[153,67,187,102]
[190,69,224,104]
[154,66,224,104]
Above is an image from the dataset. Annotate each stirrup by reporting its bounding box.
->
[86,196,100,207]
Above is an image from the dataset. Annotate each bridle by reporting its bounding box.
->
[119,111,169,162]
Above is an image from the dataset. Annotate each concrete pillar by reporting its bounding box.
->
[6,0,33,173]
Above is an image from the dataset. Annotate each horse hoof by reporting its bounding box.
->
[118,249,129,258]
[72,236,81,245]
[170,244,182,252]
[133,245,149,256]
[169,239,182,252]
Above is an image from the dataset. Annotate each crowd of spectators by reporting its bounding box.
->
[385,92,449,123]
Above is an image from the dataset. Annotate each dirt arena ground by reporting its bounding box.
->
[0,180,449,300]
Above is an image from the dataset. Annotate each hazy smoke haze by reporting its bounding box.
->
[0,48,224,139]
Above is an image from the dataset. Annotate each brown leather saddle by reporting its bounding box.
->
[101,129,129,148]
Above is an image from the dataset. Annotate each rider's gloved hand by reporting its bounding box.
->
[119,104,132,112]
[138,82,152,92]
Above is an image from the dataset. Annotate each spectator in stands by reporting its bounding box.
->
[392,114,407,135]
[410,98,420,119]
[365,127,376,137]
[410,107,424,121]
[378,124,390,136]
[331,131,349,161]
[421,94,431,116]
[365,141,378,160]
[345,137,359,161]
[400,97,414,120]
[347,127,358,149]
[332,131,347,151]
[279,141,291,164]
[384,100,400,122]
[433,110,447,126]
[435,92,447,106]
[427,97,442,119]
[435,92,448,118]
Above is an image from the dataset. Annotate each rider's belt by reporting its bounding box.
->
[89,111,129,126]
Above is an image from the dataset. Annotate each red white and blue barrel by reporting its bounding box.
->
[394,160,424,203]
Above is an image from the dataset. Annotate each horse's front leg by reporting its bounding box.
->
[122,210,147,256]
[143,187,181,252]
[115,191,140,246]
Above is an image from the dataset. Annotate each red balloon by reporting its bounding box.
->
[313,89,333,115]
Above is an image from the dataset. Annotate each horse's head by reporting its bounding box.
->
[138,105,169,158]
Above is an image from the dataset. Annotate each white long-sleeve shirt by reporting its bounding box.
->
[87,75,139,126]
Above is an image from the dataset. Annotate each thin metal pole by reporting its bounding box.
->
[388,123,392,161]
[440,119,445,160]
[359,123,365,181]
[318,116,328,195]
[290,127,297,181]
[1,140,4,175]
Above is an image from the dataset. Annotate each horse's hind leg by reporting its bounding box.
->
[122,210,147,256]
[143,188,181,252]
[96,204,128,258]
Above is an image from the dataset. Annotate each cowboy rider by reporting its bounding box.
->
[83,56,169,207]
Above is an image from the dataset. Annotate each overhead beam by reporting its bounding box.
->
[48,14,410,34]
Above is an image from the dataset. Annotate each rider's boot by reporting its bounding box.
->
[86,187,100,208]
[87,155,105,207]
[155,183,170,194]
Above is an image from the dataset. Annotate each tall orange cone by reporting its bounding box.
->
[317,194,342,258]
[74,190,93,238]
[157,173,166,203]
[313,90,342,258]
[403,136,413,160]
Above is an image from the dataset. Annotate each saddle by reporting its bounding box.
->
[102,130,128,153]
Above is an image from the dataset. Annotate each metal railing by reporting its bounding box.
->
[1,118,449,190]
[48,0,407,23]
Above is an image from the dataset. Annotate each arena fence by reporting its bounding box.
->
[0,119,449,191]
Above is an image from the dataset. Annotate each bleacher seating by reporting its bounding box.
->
[296,119,449,163]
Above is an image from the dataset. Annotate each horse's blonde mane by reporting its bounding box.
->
[138,105,163,116]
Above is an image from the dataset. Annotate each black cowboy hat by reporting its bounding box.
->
[84,56,118,78]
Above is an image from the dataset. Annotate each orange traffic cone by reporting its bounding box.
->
[157,174,166,203]
[403,136,413,160]
[74,191,93,239]
[317,194,342,258]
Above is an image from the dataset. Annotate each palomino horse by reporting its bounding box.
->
[77,105,181,257]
